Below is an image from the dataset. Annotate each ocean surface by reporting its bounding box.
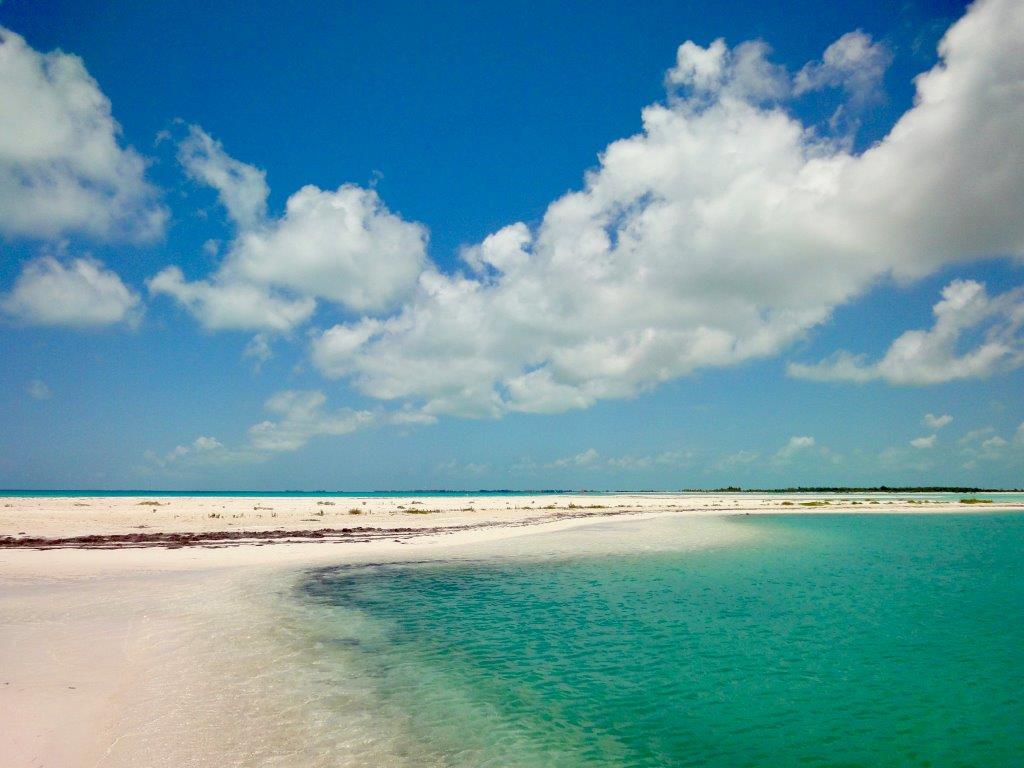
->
[289,513,1023,767]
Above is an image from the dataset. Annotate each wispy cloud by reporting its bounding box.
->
[26,379,51,400]
[923,413,953,429]
[789,281,1024,385]
[547,448,600,469]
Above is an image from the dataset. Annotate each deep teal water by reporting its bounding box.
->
[300,514,1024,767]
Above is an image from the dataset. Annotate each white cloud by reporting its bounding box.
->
[227,184,427,313]
[178,125,268,230]
[923,413,953,429]
[959,426,996,445]
[548,448,600,469]
[145,435,224,467]
[151,128,428,331]
[243,333,273,369]
[959,431,1015,464]
[147,266,315,332]
[717,449,761,469]
[606,449,694,471]
[244,333,273,363]
[247,390,374,452]
[951,423,1024,466]
[26,379,50,400]
[312,0,1024,419]
[910,434,937,449]
[776,436,816,460]
[437,459,489,475]
[794,30,891,107]
[667,38,788,102]
[789,280,1024,384]
[460,222,531,275]
[388,406,438,426]
[192,436,222,451]
[2,255,141,327]
[981,435,1007,450]
[0,27,165,240]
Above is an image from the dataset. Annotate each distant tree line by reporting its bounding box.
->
[674,486,1022,493]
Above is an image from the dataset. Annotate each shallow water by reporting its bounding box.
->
[294,514,1024,767]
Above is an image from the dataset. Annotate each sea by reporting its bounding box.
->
[245,512,1024,767]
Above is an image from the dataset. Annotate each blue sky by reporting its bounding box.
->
[1,0,1022,490]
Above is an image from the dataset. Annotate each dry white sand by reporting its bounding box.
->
[1,491,1007,542]
[1,493,1018,766]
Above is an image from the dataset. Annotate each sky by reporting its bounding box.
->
[1,0,1022,490]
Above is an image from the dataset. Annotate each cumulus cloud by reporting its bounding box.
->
[437,459,489,475]
[151,126,428,331]
[146,394,377,468]
[667,38,788,103]
[247,390,374,452]
[788,280,1024,384]
[959,426,996,445]
[147,265,315,331]
[230,184,427,312]
[310,0,1024,419]
[192,436,222,451]
[958,427,1021,466]
[26,379,51,400]
[794,30,891,107]
[0,27,165,240]
[178,125,268,230]
[548,448,600,469]
[776,436,816,460]
[910,434,937,449]
[243,333,273,369]
[923,413,953,429]
[606,449,694,470]
[2,255,141,327]
[388,406,438,426]
[145,435,224,467]
[981,435,1007,450]
[717,449,761,470]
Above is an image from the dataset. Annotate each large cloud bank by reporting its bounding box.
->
[305,0,1024,418]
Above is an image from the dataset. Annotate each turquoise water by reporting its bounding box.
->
[298,514,1024,766]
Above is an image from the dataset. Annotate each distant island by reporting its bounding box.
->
[682,486,1023,493]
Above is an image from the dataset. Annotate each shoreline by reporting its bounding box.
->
[2,492,1018,554]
